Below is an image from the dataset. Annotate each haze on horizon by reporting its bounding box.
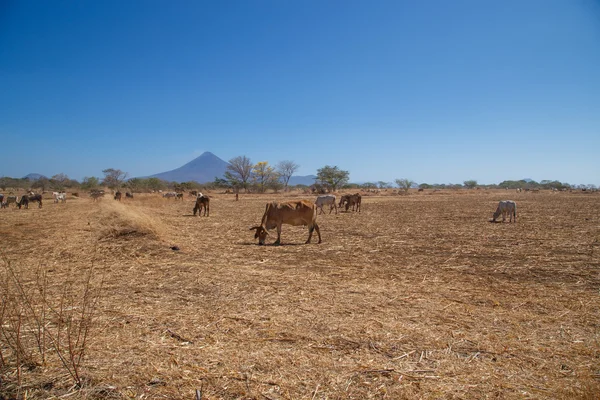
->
[1,1,598,186]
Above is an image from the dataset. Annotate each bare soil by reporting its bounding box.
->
[1,190,599,399]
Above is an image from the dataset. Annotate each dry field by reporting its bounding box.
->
[1,190,599,399]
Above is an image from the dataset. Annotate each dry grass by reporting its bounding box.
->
[1,190,599,399]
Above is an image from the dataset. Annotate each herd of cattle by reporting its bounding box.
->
[1,188,520,245]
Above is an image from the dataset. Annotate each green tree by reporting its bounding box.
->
[361,182,377,189]
[125,178,145,193]
[225,156,253,192]
[276,160,300,191]
[81,176,100,190]
[0,177,10,191]
[463,180,478,189]
[31,177,50,192]
[395,178,414,193]
[146,177,166,192]
[316,165,349,192]
[212,177,232,189]
[102,168,128,189]
[267,179,284,193]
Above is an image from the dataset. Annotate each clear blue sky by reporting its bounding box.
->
[1,0,598,185]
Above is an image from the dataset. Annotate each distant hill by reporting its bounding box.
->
[147,152,229,183]
[288,175,317,186]
[145,152,317,185]
[24,173,48,181]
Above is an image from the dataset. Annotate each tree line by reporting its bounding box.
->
[0,159,596,193]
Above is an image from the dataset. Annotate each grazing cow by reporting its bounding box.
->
[163,192,177,199]
[125,192,134,199]
[339,193,361,212]
[16,196,29,209]
[193,195,210,216]
[4,196,17,207]
[114,191,122,201]
[189,190,198,197]
[176,192,184,200]
[250,200,321,245]
[53,192,66,203]
[29,193,43,208]
[17,194,43,209]
[90,190,105,201]
[315,195,337,215]
[491,200,517,223]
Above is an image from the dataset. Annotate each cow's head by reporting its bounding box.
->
[491,210,501,221]
[249,226,269,245]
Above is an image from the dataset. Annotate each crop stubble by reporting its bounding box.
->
[1,190,599,399]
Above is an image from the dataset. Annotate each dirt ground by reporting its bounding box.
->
[1,190,599,399]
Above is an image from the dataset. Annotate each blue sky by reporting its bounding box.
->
[1,0,598,185]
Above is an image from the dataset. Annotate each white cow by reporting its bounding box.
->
[315,195,337,215]
[53,192,67,203]
[492,200,517,223]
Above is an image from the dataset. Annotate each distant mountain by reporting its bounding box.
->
[145,152,317,185]
[288,175,317,186]
[148,152,229,183]
[24,173,48,181]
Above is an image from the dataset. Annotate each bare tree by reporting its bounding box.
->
[395,178,414,194]
[225,156,253,192]
[51,173,70,191]
[276,160,300,191]
[102,169,128,190]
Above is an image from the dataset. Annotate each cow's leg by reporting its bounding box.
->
[206,203,209,217]
[309,222,322,244]
[274,224,282,245]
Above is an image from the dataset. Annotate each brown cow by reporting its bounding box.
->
[114,191,122,201]
[339,193,361,212]
[193,195,210,216]
[250,200,321,245]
